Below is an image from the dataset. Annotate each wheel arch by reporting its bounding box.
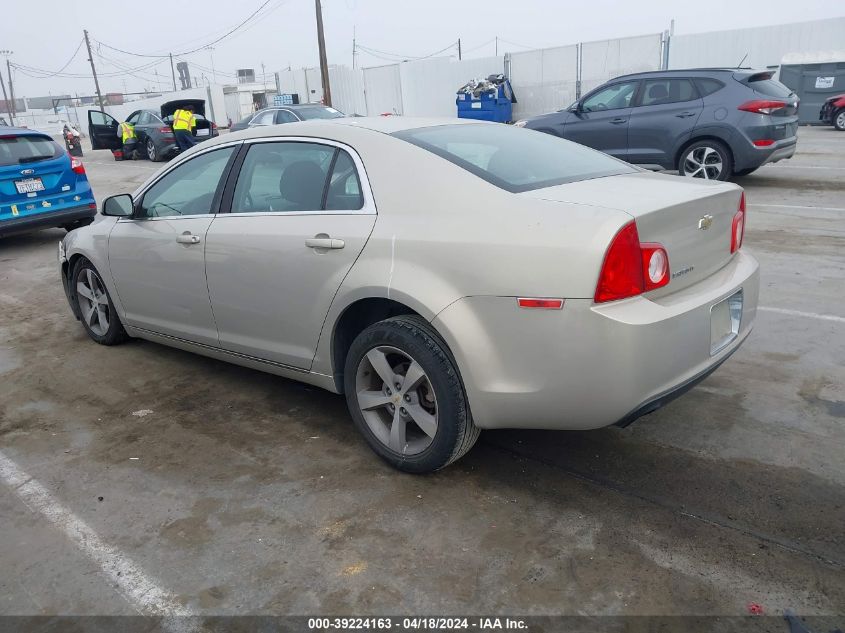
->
[330,296,424,393]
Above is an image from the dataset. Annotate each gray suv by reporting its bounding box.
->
[517,69,799,181]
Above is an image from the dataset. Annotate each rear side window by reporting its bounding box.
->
[0,134,61,167]
[745,74,793,98]
[640,79,698,106]
[294,106,344,120]
[694,78,724,97]
[393,123,635,193]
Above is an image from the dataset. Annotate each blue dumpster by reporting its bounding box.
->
[456,76,515,123]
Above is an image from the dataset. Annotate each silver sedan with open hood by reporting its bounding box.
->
[59,117,759,473]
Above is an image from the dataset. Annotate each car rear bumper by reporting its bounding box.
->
[0,204,96,237]
[734,136,796,170]
[432,249,759,430]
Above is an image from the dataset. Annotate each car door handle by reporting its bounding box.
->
[305,237,345,249]
[675,112,697,118]
[176,232,201,245]
[610,117,627,124]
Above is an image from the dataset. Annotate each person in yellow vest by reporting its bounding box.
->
[116,120,138,160]
[172,105,197,152]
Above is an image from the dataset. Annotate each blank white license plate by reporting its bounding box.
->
[710,289,743,355]
[15,177,45,194]
[196,128,210,136]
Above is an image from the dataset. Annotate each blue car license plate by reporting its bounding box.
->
[15,177,45,194]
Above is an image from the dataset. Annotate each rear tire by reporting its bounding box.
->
[678,139,733,181]
[63,218,94,232]
[71,258,128,346]
[834,109,845,132]
[733,167,758,177]
[146,138,162,162]
[343,315,479,473]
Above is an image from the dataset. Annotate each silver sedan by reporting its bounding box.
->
[60,117,759,473]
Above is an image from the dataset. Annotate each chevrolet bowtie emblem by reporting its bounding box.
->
[698,214,714,230]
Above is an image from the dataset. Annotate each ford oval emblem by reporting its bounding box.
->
[20,168,35,175]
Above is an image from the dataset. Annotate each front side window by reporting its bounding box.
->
[640,79,697,106]
[126,112,140,124]
[139,147,235,218]
[394,123,635,193]
[231,141,363,213]
[89,111,115,126]
[581,82,638,112]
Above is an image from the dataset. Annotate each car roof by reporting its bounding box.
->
[611,68,764,80]
[215,116,480,144]
[0,126,52,136]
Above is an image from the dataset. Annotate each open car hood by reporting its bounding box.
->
[160,99,206,118]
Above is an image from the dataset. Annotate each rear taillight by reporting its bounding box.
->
[731,192,746,254]
[594,221,670,303]
[70,154,85,175]
[159,127,173,134]
[738,99,787,115]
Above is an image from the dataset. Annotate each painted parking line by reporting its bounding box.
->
[749,204,845,213]
[763,165,845,171]
[758,306,845,324]
[0,451,196,625]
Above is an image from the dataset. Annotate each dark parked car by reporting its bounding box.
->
[1,126,96,237]
[88,99,218,161]
[229,104,344,132]
[517,69,799,180]
[819,93,845,131]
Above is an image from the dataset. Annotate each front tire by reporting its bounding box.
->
[71,259,128,346]
[344,315,479,473]
[678,139,733,181]
[834,109,845,132]
[146,138,162,162]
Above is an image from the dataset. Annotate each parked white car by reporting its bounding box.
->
[60,117,759,472]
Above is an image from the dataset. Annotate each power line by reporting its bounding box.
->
[13,39,85,79]
[356,40,458,62]
[93,0,280,59]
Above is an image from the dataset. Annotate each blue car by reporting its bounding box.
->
[0,126,96,237]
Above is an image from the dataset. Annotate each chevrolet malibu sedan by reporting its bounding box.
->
[59,118,759,473]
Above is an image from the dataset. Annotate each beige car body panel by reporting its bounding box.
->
[62,117,760,430]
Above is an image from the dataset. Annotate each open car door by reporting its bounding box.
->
[87,110,122,150]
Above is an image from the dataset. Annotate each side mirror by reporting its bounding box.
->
[569,102,582,113]
[102,194,134,217]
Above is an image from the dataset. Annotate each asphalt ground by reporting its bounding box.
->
[0,127,843,630]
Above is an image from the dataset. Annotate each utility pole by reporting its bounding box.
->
[83,31,104,109]
[1,50,15,124]
[315,0,332,106]
[352,25,357,69]
[169,53,176,92]
[0,69,11,126]
[495,36,498,57]
[207,46,217,84]
[457,38,462,61]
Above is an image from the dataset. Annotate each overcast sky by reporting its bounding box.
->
[3,0,843,98]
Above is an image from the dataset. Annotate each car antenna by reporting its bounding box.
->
[736,53,748,68]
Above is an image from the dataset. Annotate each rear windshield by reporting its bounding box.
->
[393,124,636,193]
[744,74,793,98]
[295,106,344,120]
[0,134,61,167]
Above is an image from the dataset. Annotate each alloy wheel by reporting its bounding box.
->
[76,268,111,337]
[147,140,156,161]
[683,146,723,179]
[836,111,845,130]
[354,346,438,455]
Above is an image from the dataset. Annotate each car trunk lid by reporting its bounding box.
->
[160,99,206,119]
[522,171,743,295]
[0,135,73,204]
